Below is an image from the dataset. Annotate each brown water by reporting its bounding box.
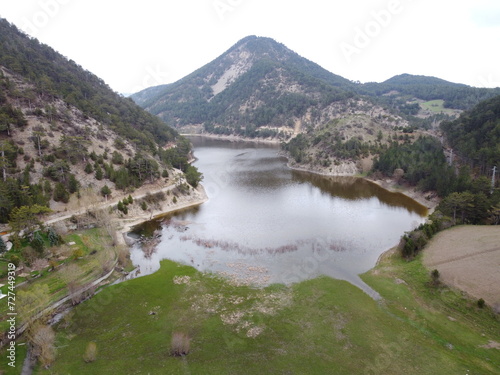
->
[129,137,427,298]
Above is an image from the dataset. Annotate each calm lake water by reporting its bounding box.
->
[129,137,427,297]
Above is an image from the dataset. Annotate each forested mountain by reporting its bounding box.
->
[0,18,197,223]
[361,74,500,110]
[132,36,358,138]
[132,36,500,140]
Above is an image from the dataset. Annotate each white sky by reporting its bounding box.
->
[1,0,499,94]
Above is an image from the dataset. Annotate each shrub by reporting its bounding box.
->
[0,236,6,253]
[53,182,70,203]
[477,298,486,308]
[83,342,97,363]
[111,151,124,165]
[430,269,440,286]
[31,232,45,254]
[47,227,62,246]
[100,185,111,197]
[72,248,84,259]
[9,255,20,267]
[170,332,190,357]
[84,163,94,174]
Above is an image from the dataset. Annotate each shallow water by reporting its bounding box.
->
[129,137,427,297]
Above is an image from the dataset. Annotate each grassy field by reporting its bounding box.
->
[422,225,500,307]
[12,249,498,375]
[0,227,119,364]
[418,100,459,116]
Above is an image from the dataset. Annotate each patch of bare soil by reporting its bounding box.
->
[423,226,500,308]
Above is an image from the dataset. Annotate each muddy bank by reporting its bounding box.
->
[182,133,281,144]
[116,184,208,245]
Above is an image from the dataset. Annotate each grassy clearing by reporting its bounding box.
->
[0,228,118,340]
[25,254,500,375]
[418,100,459,116]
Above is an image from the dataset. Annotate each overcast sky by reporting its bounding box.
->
[1,0,499,94]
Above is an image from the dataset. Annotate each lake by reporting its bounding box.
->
[129,137,428,298]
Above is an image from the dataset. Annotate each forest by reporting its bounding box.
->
[371,95,500,258]
[440,94,500,173]
[0,18,203,224]
[0,19,178,152]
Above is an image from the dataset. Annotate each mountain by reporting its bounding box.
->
[361,74,500,110]
[131,36,359,138]
[0,18,197,223]
[132,36,500,141]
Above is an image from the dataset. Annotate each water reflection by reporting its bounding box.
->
[292,172,428,216]
[129,138,427,298]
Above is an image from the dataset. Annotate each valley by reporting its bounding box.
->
[0,18,499,375]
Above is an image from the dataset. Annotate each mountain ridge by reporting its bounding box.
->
[131,35,500,138]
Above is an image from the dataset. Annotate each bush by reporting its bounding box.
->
[100,185,111,197]
[477,298,486,308]
[9,255,20,267]
[53,182,70,203]
[30,232,45,254]
[83,342,97,363]
[430,269,440,286]
[0,236,6,253]
[170,332,190,357]
[84,163,93,174]
[72,248,84,259]
[47,227,61,246]
[184,165,203,188]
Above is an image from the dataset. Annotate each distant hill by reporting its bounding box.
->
[0,18,196,223]
[361,74,500,110]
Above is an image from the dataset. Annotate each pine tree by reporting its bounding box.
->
[31,231,45,254]
[53,182,69,203]
[0,236,6,253]
[95,165,103,181]
[47,227,60,246]
[100,185,111,197]
[84,163,93,174]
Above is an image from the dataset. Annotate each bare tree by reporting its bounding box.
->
[27,322,56,368]
[60,263,85,305]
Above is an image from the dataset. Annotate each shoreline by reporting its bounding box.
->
[282,153,439,212]
[182,133,282,145]
[115,184,209,245]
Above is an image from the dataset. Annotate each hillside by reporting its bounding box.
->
[441,94,500,173]
[0,18,200,224]
[132,37,500,135]
[131,35,358,138]
[131,36,500,175]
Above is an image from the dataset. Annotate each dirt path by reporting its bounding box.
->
[422,225,500,308]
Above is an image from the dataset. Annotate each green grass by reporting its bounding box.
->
[21,255,500,375]
[0,228,118,339]
[419,100,458,115]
